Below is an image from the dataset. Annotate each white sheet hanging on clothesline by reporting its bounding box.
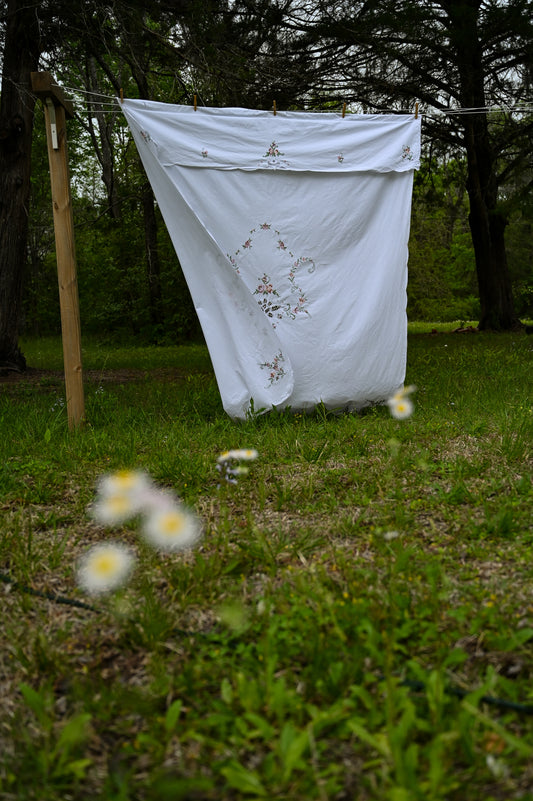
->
[121,99,421,419]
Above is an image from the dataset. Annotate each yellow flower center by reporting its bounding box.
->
[94,553,119,576]
[108,495,131,514]
[114,470,137,489]
[160,512,186,538]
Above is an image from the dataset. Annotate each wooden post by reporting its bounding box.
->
[31,72,84,429]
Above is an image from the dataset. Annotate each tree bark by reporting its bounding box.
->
[142,183,164,330]
[463,116,517,330]
[130,43,165,334]
[0,0,41,370]
[446,0,519,330]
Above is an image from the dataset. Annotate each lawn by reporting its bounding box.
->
[0,326,532,800]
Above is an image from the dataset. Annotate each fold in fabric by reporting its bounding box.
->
[122,99,421,419]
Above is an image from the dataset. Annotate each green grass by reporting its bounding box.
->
[1,326,532,800]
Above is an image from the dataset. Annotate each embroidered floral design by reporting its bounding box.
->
[227,223,316,326]
[256,277,274,295]
[201,149,209,158]
[253,273,282,319]
[290,256,315,274]
[264,141,284,158]
[402,145,414,161]
[259,142,290,169]
[259,350,286,386]
[289,256,316,317]
[140,130,152,142]
[338,153,345,163]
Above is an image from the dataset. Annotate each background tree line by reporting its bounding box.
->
[1,0,532,367]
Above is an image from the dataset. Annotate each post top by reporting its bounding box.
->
[31,72,75,119]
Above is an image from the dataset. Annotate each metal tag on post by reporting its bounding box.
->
[45,97,59,149]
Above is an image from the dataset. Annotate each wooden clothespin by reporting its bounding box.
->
[342,102,346,118]
[273,100,277,116]
[194,94,197,111]
[415,102,419,119]
[120,88,124,104]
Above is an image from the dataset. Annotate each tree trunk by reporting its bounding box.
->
[462,114,518,330]
[142,183,164,330]
[0,0,41,370]
[447,1,519,330]
[130,51,164,334]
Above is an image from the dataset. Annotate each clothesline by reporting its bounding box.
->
[0,73,530,117]
[50,83,533,118]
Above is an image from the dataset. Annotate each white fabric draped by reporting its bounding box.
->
[121,99,421,419]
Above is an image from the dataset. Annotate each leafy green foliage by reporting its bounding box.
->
[407,157,532,323]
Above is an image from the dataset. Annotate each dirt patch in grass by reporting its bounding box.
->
[0,367,196,387]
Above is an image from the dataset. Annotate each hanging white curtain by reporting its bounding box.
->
[121,99,421,419]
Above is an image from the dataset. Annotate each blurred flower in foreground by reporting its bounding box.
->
[90,492,140,526]
[217,448,259,485]
[387,385,416,420]
[217,449,259,463]
[97,469,153,498]
[142,503,201,553]
[90,469,154,525]
[79,470,203,595]
[77,542,136,595]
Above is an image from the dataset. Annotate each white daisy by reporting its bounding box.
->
[387,395,414,420]
[90,470,154,525]
[230,448,259,461]
[90,492,140,526]
[142,503,201,553]
[217,448,258,464]
[77,542,136,595]
[387,385,416,419]
[97,469,153,498]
